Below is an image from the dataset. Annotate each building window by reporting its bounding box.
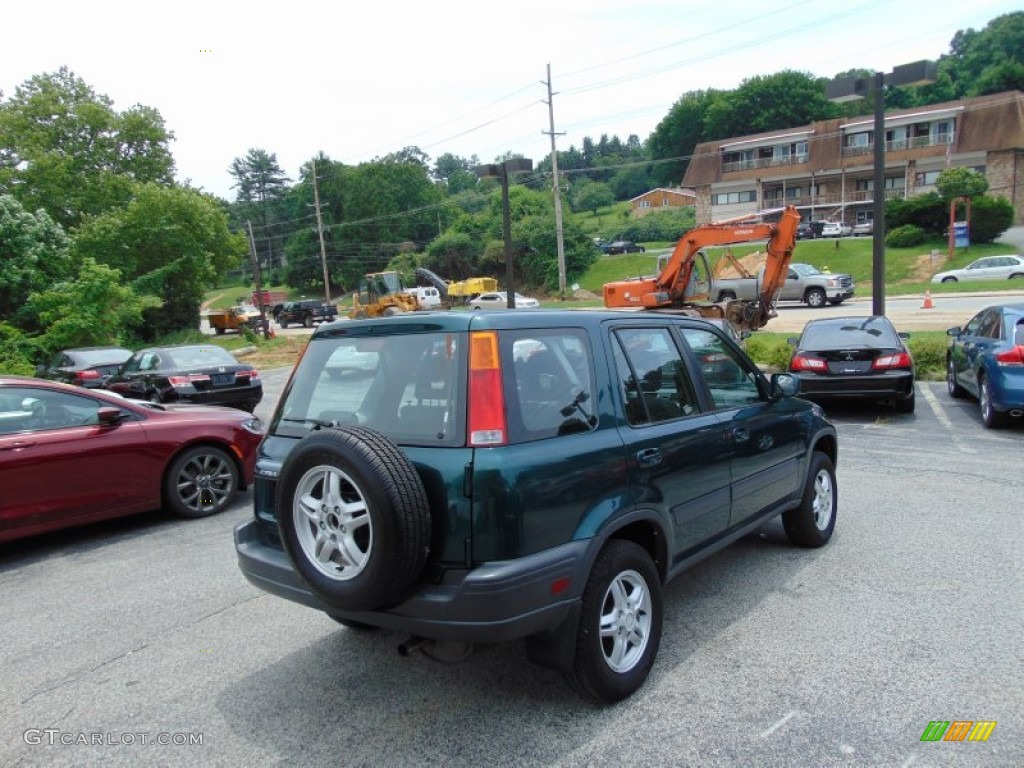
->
[916,170,942,186]
[711,191,757,205]
[856,177,906,191]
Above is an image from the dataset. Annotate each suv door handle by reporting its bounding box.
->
[636,447,662,467]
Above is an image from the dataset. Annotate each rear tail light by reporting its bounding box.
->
[468,331,506,446]
[791,355,827,372]
[168,374,211,387]
[872,352,913,370]
[994,346,1024,366]
[75,370,102,382]
[237,370,260,380]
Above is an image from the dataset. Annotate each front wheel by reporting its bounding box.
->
[214,326,226,335]
[566,540,662,704]
[805,288,827,308]
[941,277,957,284]
[782,452,836,548]
[164,445,239,519]
[303,315,313,328]
[947,357,966,398]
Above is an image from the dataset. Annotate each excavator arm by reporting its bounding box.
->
[602,205,801,333]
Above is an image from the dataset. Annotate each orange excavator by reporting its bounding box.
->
[602,205,801,333]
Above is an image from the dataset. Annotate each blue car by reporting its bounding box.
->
[946,303,1024,428]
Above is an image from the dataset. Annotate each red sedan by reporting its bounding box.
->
[0,377,265,544]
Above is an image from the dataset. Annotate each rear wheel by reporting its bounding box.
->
[782,452,836,548]
[566,540,662,704]
[894,388,915,413]
[303,314,313,328]
[941,277,957,284]
[805,288,827,308]
[717,290,737,301]
[979,375,1007,428]
[214,326,226,335]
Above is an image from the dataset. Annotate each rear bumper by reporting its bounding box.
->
[165,387,263,409]
[234,519,586,643]
[795,370,914,400]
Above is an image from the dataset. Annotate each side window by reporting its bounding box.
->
[978,311,1001,339]
[613,327,699,426]
[680,328,763,410]
[505,329,597,442]
[0,388,106,433]
[963,312,985,336]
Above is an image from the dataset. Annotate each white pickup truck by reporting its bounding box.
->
[713,262,855,308]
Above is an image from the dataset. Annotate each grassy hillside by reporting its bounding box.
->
[580,235,1023,298]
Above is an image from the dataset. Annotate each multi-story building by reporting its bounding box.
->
[682,90,1024,226]
[629,187,696,218]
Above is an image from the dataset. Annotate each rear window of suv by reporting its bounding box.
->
[273,327,599,447]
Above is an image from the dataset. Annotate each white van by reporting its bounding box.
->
[404,286,442,308]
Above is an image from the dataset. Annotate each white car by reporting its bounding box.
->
[468,291,540,309]
[821,221,852,237]
[931,254,1024,283]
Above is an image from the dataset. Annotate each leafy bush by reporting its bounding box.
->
[907,336,948,379]
[886,224,927,248]
[745,334,794,372]
[612,208,696,243]
[967,195,1015,243]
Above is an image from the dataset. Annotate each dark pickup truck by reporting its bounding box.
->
[274,300,338,328]
[234,309,839,703]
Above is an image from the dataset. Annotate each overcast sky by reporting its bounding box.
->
[2,0,1019,200]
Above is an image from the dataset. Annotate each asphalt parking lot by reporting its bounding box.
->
[1,375,1021,767]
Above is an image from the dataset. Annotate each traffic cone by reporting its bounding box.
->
[921,290,934,309]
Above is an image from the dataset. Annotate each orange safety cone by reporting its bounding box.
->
[921,290,934,309]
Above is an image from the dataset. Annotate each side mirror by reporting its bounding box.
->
[946,326,961,337]
[898,331,910,340]
[97,407,126,425]
[786,336,799,346]
[770,373,801,400]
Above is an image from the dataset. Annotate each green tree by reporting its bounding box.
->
[26,259,154,352]
[647,89,719,187]
[570,180,615,215]
[228,148,291,271]
[0,194,72,329]
[74,184,248,337]
[0,322,39,375]
[0,68,175,230]
[936,167,989,199]
[943,12,1024,97]
[702,71,836,140]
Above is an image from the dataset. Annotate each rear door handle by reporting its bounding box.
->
[636,448,662,467]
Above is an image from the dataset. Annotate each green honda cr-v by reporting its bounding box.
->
[235,309,838,703]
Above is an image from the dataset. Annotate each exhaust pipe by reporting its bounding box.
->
[397,636,426,657]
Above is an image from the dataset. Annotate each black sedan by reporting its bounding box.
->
[103,344,262,412]
[604,240,645,254]
[36,346,133,388]
[787,316,915,413]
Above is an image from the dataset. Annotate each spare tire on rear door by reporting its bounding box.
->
[275,426,431,611]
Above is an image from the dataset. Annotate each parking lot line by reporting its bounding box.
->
[919,384,976,454]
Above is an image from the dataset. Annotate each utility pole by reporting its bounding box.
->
[542,63,568,298]
[247,220,271,340]
[311,159,332,303]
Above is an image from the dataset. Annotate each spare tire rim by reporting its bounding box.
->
[293,465,373,580]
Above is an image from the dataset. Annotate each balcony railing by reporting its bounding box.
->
[722,154,809,173]
[840,133,954,158]
[761,188,905,207]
